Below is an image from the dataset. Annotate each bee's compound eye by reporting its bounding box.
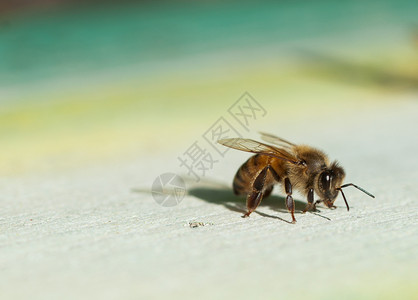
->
[320,171,332,191]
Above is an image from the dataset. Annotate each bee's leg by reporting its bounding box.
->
[243,165,273,217]
[243,191,264,217]
[263,166,280,199]
[302,188,315,213]
[313,200,322,210]
[284,177,296,223]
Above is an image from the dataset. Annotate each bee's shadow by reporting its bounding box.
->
[188,186,308,222]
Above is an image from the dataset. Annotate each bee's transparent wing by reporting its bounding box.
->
[217,138,299,164]
[259,132,296,149]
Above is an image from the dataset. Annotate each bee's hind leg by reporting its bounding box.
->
[243,165,276,218]
[243,191,264,218]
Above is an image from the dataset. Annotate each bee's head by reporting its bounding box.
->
[316,162,375,210]
[316,162,345,208]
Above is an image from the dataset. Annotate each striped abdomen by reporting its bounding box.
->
[233,154,279,195]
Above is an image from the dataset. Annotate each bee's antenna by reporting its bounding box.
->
[336,184,374,212]
[340,183,375,198]
[336,188,350,211]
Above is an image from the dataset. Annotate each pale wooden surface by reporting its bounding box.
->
[1,100,417,300]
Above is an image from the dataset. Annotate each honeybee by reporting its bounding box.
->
[218,132,374,223]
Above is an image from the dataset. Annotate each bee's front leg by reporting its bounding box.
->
[284,177,296,223]
[303,188,315,213]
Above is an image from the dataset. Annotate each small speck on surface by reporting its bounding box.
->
[188,222,214,228]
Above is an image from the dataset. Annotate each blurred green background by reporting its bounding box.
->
[0,0,417,176]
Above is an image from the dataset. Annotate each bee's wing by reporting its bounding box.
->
[259,132,296,149]
[218,138,299,164]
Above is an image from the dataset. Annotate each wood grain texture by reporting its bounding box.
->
[1,101,417,300]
